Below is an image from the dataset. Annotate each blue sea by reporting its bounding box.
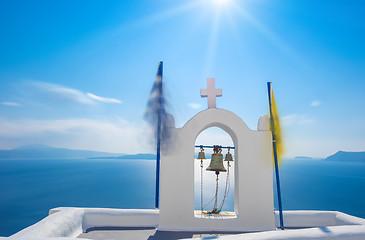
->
[1,159,365,237]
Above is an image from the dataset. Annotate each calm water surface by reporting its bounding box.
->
[0,159,364,236]
[277,159,365,217]
[0,159,156,236]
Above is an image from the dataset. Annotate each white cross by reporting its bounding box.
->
[200,78,222,109]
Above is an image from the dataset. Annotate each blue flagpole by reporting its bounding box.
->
[155,61,163,209]
[155,114,161,209]
[267,82,284,230]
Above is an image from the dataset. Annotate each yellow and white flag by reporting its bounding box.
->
[268,83,284,168]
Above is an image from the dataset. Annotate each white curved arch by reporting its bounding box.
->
[183,109,251,150]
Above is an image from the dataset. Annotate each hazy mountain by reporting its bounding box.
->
[324,151,365,163]
[3,145,363,163]
[0,144,122,159]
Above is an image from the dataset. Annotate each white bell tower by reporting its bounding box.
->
[158,79,275,232]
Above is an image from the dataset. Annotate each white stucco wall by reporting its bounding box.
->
[159,108,275,232]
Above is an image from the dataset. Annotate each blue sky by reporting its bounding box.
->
[0,0,364,158]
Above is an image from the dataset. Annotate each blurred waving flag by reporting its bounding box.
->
[268,83,284,167]
[144,61,172,148]
[144,61,173,208]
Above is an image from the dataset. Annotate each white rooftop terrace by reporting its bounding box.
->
[4,207,365,240]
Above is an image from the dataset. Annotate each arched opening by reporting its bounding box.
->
[194,127,236,218]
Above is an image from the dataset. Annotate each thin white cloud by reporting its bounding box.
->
[87,93,121,104]
[188,103,202,109]
[27,81,122,106]
[29,81,94,105]
[311,100,321,107]
[281,114,314,126]
[0,102,22,107]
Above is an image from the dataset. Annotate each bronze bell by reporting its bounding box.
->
[224,148,234,162]
[197,151,206,160]
[197,147,206,160]
[206,146,226,172]
[224,152,233,162]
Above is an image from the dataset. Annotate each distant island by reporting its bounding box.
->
[0,144,154,160]
[294,156,313,160]
[88,153,156,160]
[324,151,365,163]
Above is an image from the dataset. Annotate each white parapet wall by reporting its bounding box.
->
[188,225,365,240]
[185,211,365,240]
[81,208,159,232]
[10,207,84,239]
[10,207,159,239]
[5,208,365,240]
[276,211,365,228]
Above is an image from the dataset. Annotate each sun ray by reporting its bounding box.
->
[229,1,307,68]
[202,3,223,76]
[131,1,205,28]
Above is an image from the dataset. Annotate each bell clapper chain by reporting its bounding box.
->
[219,147,233,211]
[197,146,207,215]
[210,170,220,214]
[200,147,204,214]
[207,146,223,214]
